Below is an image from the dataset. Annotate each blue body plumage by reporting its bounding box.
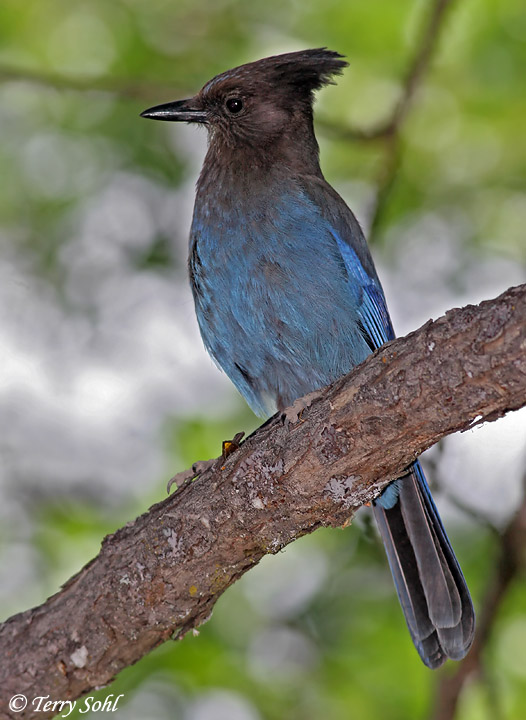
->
[190,177,377,415]
[141,48,475,668]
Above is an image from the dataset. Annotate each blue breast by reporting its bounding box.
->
[189,180,387,416]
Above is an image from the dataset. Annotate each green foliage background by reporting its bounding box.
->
[0,1,525,719]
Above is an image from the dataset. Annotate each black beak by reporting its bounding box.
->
[140,97,207,123]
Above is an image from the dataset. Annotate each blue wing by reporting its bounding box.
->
[331,228,395,348]
[299,176,395,349]
[303,184,475,668]
[191,176,395,415]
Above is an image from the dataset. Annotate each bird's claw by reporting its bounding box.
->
[167,432,245,494]
[166,458,217,494]
[281,390,323,425]
[222,431,245,461]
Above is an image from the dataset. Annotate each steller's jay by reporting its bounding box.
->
[141,48,475,668]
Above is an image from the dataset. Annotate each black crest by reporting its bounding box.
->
[255,48,347,91]
[203,48,348,100]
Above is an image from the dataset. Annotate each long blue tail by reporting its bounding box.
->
[373,461,475,668]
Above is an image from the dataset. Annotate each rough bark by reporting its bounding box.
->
[1,283,525,719]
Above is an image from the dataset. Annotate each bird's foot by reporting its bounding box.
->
[167,431,245,494]
[222,431,245,460]
[167,458,217,494]
[281,390,323,425]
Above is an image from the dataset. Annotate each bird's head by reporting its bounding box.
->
[141,49,347,160]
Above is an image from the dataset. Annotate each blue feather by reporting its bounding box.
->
[331,229,395,347]
[141,47,475,669]
[190,182,375,415]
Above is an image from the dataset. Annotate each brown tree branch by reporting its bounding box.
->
[431,473,526,720]
[319,0,455,139]
[368,0,456,238]
[316,0,457,242]
[0,64,186,102]
[0,0,455,145]
[0,1,456,255]
[1,283,525,720]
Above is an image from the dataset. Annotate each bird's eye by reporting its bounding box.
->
[225,97,243,114]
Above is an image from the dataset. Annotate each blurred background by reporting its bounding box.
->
[0,0,525,718]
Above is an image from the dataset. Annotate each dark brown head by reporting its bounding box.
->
[141,49,347,167]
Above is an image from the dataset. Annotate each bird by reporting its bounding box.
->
[141,48,475,668]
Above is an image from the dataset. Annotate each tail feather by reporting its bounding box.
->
[373,500,435,643]
[398,471,461,628]
[373,461,475,669]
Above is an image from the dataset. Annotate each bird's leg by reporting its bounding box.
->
[222,431,245,460]
[281,389,323,425]
[166,460,216,494]
[166,432,245,494]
